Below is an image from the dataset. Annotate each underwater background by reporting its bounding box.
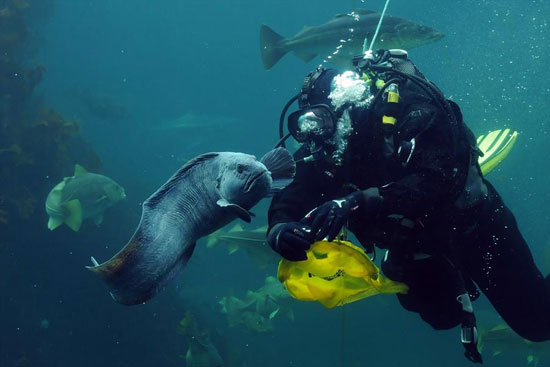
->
[1,0,549,366]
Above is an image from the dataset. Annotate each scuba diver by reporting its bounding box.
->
[267,49,550,363]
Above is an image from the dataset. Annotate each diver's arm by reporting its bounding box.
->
[268,157,339,260]
[268,158,335,231]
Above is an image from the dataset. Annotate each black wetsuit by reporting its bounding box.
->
[268,81,550,342]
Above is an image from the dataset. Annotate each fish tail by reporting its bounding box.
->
[260,25,287,70]
[261,148,296,194]
[86,229,196,305]
[63,199,83,232]
[206,229,221,248]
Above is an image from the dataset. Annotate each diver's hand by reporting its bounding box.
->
[267,222,314,261]
[302,191,365,242]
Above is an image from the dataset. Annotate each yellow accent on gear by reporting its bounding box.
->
[361,72,371,84]
[375,79,385,90]
[277,240,408,308]
[382,115,397,125]
[477,129,518,175]
[387,91,399,103]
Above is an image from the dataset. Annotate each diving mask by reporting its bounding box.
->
[287,104,337,143]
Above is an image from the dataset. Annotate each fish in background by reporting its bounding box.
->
[207,223,280,269]
[45,164,126,232]
[480,324,550,366]
[219,295,274,333]
[260,9,444,70]
[177,312,223,367]
[219,276,294,333]
[87,148,295,305]
[151,111,242,131]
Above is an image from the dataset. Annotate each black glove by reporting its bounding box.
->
[301,188,382,242]
[267,222,314,261]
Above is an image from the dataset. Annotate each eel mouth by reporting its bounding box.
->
[244,170,267,193]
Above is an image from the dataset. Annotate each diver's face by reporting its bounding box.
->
[305,109,353,166]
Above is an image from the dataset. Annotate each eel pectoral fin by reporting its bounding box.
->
[216,199,252,223]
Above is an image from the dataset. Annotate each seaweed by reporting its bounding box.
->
[0,0,101,226]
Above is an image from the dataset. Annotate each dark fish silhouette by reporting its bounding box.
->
[260,9,444,69]
[87,148,295,305]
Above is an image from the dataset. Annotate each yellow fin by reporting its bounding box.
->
[63,199,83,231]
[477,129,518,175]
[74,164,88,177]
[47,216,64,230]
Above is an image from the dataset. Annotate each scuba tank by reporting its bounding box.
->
[354,49,484,364]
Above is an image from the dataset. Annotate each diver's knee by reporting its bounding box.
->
[511,320,550,342]
[517,329,550,343]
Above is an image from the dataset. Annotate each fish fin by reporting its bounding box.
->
[47,216,63,230]
[230,223,244,232]
[74,164,88,177]
[90,256,100,267]
[93,214,104,226]
[260,24,288,70]
[227,244,240,255]
[269,178,294,195]
[206,229,222,248]
[95,195,108,204]
[269,308,280,320]
[294,50,317,63]
[146,153,219,208]
[216,199,252,223]
[260,148,296,179]
[242,298,257,311]
[218,297,228,313]
[63,199,83,232]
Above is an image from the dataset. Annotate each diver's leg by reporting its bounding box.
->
[382,251,463,330]
[463,184,550,341]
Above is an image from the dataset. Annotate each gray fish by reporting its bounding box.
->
[178,312,223,367]
[260,9,444,70]
[218,276,294,333]
[45,164,126,232]
[206,223,280,268]
[151,112,241,131]
[218,295,273,333]
[87,148,295,305]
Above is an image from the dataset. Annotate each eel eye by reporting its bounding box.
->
[237,164,244,174]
